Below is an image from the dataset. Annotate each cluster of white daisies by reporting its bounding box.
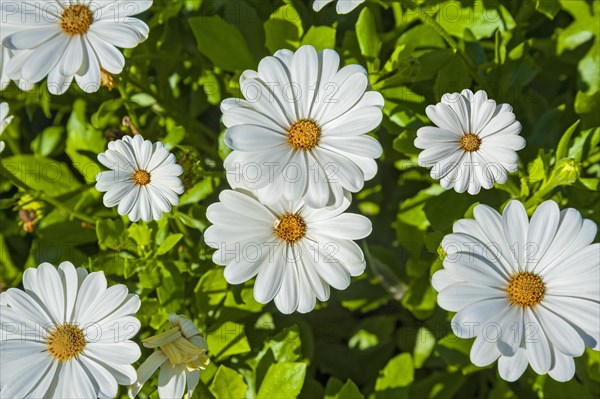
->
[0,1,599,398]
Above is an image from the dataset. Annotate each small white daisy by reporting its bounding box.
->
[129,314,210,399]
[433,200,599,382]
[0,262,142,398]
[0,101,14,154]
[313,0,365,14]
[222,44,384,209]
[204,189,372,314]
[1,0,152,95]
[96,135,184,223]
[414,89,525,195]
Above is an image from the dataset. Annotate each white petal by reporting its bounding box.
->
[547,347,575,382]
[501,200,529,267]
[291,45,319,119]
[524,308,551,374]
[254,246,286,303]
[53,359,96,399]
[497,348,528,382]
[128,351,167,398]
[310,213,371,240]
[78,355,119,399]
[85,342,141,365]
[437,282,505,312]
[470,334,501,367]
[451,298,508,338]
[274,248,300,314]
[534,306,584,357]
[158,363,187,399]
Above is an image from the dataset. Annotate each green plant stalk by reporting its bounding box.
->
[0,161,97,225]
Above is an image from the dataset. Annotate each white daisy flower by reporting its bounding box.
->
[222,45,384,209]
[433,200,599,382]
[95,135,184,223]
[313,0,365,14]
[0,262,142,398]
[414,89,525,195]
[204,189,372,314]
[0,0,152,95]
[0,101,14,154]
[129,314,210,399]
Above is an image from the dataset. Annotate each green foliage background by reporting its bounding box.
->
[1,0,599,398]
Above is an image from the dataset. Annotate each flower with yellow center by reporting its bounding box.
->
[222,45,384,209]
[1,0,152,95]
[129,314,210,399]
[204,189,372,314]
[433,200,599,383]
[0,262,142,398]
[96,135,184,222]
[415,89,526,195]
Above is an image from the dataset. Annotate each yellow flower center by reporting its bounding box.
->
[60,4,94,36]
[133,169,151,186]
[507,272,545,307]
[47,324,86,361]
[287,119,321,150]
[275,214,306,243]
[460,133,481,152]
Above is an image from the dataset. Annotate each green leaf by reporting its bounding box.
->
[264,5,304,53]
[375,353,414,392]
[96,219,125,251]
[535,0,561,19]
[267,325,303,363]
[130,93,157,107]
[436,2,510,40]
[156,234,183,255]
[31,126,64,158]
[257,362,307,399]
[326,379,364,399]
[413,327,436,368]
[189,16,255,71]
[301,26,336,52]
[555,120,581,162]
[356,7,382,60]
[2,154,81,197]
[66,100,106,184]
[128,223,153,248]
[207,322,252,361]
[209,365,248,399]
[434,56,471,99]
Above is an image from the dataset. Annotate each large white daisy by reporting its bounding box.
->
[313,0,365,14]
[204,189,372,314]
[414,89,525,195]
[433,200,599,382]
[96,135,184,223]
[222,44,384,209]
[0,262,142,398]
[0,101,14,154]
[129,314,210,399]
[0,0,152,95]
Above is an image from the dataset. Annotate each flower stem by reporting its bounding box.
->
[0,161,97,225]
